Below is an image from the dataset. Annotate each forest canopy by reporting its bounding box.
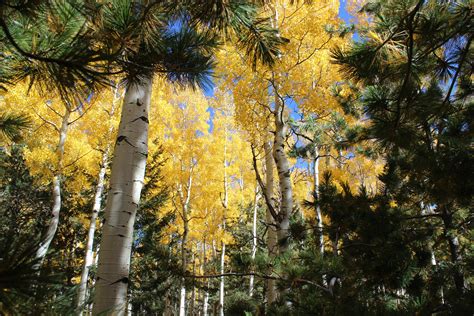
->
[0,0,472,315]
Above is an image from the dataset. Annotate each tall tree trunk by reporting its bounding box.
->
[92,77,152,315]
[77,85,120,313]
[179,283,187,316]
[190,254,196,315]
[203,288,209,316]
[249,185,259,297]
[76,149,109,313]
[202,240,209,316]
[263,141,278,305]
[35,106,71,265]
[219,133,229,316]
[272,85,292,254]
[219,242,226,316]
[313,152,324,256]
[179,223,188,316]
[179,167,193,316]
[189,253,196,315]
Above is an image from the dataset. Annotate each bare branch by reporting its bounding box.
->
[35,112,59,132]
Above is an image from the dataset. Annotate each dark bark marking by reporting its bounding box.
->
[110,277,129,285]
[117,135,126,143]
[116,135,137,148]
[131,116,149,124]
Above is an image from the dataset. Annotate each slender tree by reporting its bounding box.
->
[76,85,121,313]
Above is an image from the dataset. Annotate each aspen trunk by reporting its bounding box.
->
[219,242,225,316]
[76,149,109,313]
[35,107,71,265]
[92,77,152,315]
[202,240,209,316]
[179,216,189,316]
[203,289,209,316]
[249,186,259,297]
[263,141,278,305]
[179,221,188,316]
[272,88,292,254]
[179,218,188,316]
[179,167,193,316]
[179,284,187,316]
[190,254,196,315]
[77,85,119,313]
[313,153,324,256]
[218,134,228,316]
[87,244,101,313]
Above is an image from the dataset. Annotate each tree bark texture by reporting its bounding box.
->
[93,77,152,315]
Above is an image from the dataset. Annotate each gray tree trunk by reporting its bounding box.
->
[77,86,120,313]
[35,106,71,265]
[272,86,292,253]
[264,141,278,305]
[249,185,259,297]
[313,152,324,256]
[92,77,152,315]
[179,169,193,316]
[76,150,109,313]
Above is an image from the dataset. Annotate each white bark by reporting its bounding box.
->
[35,107,71,264]
[93,244,100,266]
[190,254,196,315]
[272,86,292,254]
[313,153,324,256]
[76,150,109,313]
[178,164,193,316]
[219,242,225,316]
[218,133,229,316]
[263,141,278,305]
[179,285,187,316]
[249,185,259,297]
[77,85,120,313]
[202,240,209,316]
[92,77,152,315]
[203,289,209,316]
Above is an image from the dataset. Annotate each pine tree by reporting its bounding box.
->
[333,0,473,312]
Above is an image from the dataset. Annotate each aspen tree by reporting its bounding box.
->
[34,104,71,265]
[93,78,153,314]
[76,85,121,313]
[249,185,260,297]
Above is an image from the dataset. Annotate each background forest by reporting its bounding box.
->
[0,0,472,315]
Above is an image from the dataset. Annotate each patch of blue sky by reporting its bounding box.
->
[203,81,215,97]
[293,157,310,171]
[206,105,215,132]
[339,0,361,42]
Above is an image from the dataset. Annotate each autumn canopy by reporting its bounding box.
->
[0,0,472,315]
